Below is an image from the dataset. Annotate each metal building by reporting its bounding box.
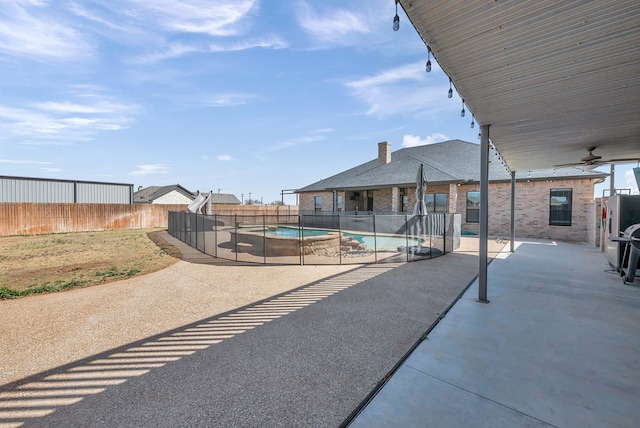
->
[0,176,133,204]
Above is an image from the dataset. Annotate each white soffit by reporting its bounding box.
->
[400,0,640,171]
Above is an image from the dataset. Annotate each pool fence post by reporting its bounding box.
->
[234,214,238,262]
[263,214,267,264]
[299,214,304,266]
[373,213,378,264]
[405,214,409,263]
[338,214,342,265]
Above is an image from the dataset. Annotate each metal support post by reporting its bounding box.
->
[510,170,516,253]
[478,125,490,303]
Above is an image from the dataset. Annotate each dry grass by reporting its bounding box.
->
[0,228,179,298]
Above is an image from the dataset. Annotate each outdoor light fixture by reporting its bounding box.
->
[425,46,432,72]
[448,78,453,98]
[461,99,466,117]
[393,0,400,31]
[470,114,475,128]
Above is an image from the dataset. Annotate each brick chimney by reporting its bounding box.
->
[378,141,391,165]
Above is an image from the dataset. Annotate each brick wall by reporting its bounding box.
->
[456,178,596,242]
[374,188,393,212]
[299,191,334,211]
[298,177,597,243]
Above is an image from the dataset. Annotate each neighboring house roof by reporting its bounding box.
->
[210,193,242,205]
[297,140,608,192]
[134,184,194,203]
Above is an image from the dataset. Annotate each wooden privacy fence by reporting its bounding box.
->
[0,203,299,237]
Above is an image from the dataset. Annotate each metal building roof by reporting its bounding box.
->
[399,0,640,172]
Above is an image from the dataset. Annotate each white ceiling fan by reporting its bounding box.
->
[555,147,639,170]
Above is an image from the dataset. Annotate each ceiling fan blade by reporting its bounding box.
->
[553,162,588,168]
[604,158,640,163]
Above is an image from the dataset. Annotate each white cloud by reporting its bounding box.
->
[402,133,449,148]
[0,91,140,143]
[0,1,93,62]
[217,155,232,161]
[0,159,51,165]
[266,128,333,153]
[625,169,639,193]
[295,2,372,45]
[132,42,203,64]
[19,140,72,146]
[315,128,334,134]
[207,93,257,107]
[124,0,257,37]
[345,62,451,117]
[129,164,169,176]
[208,35,288,52]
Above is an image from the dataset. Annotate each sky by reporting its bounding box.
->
[0,0,637,205]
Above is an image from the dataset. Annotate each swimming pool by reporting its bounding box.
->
[264,227,418,249]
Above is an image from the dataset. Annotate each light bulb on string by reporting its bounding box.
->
[425,46,432,72]
[393,0,400,31]
[470,114,475,129]
[447,78,453,98]
[460,99,465,117]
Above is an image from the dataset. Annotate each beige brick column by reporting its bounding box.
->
[391,187,399,213]
[448,184,459,213]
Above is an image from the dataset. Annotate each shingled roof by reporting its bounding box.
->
[134,185,242,205]
[134,184,194,203]
[210,193,242,205]
[297,140,607,192]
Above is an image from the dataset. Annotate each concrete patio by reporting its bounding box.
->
[350,238,640,427]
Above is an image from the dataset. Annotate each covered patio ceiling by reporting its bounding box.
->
[399,0,640,172]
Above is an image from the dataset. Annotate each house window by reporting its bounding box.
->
[425,193,448,213]
[336,195,343,210]
[314,196,322,212]
[466,191,480,223]
[549,189,572,226]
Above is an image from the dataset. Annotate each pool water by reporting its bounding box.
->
[263,227,418,249]
[267,227,328,238]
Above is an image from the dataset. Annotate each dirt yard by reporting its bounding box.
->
[0,228,179,298]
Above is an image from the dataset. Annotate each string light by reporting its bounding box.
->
[460,99,466,117]
[448,77,453,98]
[425,46,432,72]
[470,114,475,129]
[393,0,400,31]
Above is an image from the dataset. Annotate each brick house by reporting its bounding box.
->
[296,140,607,243]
